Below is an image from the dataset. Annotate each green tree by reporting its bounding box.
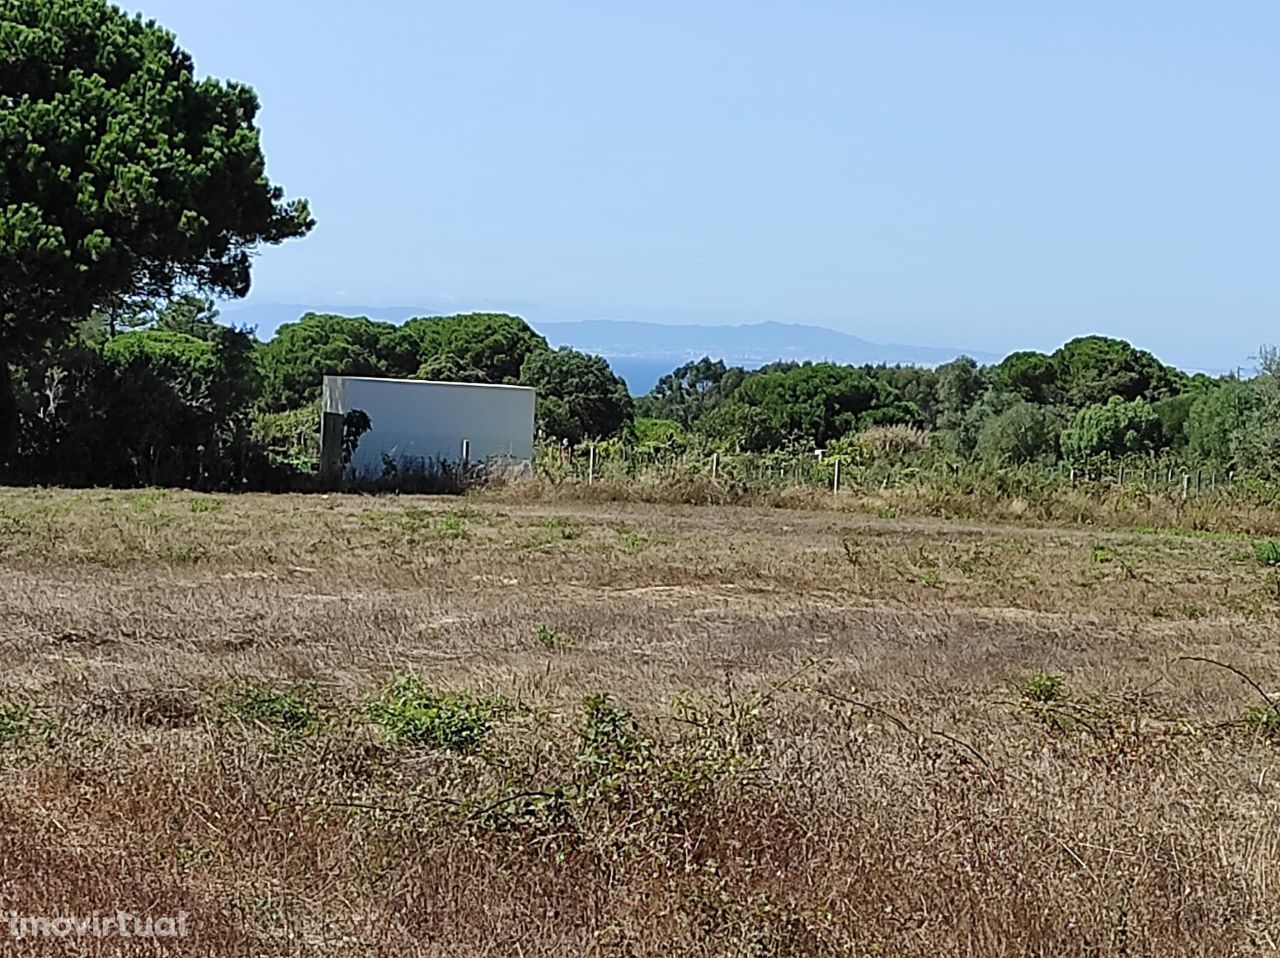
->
[697,363,889,452]
[256,314,416,411]
[1060,396,1162,462]
[1151,393,1196,453]
[933,357,993,455]
[1221,351,1280,477]
[1053,336,1173,407]
[636,357,732,428]
[0,0,312,452]
[414,353,487,384]
[148,295,222,340]
[863,364,940,425]
[402,314,549,385]
[518,348,633,444]
[1186,380,1254,466]
[12,325,259,485]
[975,400,1061,464]
[993,350,1059,405]
[934,355,987,431]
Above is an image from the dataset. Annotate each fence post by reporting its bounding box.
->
[461,438,470,464]
[833,459,841,494]
[711,452,718,481]
[1181,473,1189,499]
[588,444,595,485]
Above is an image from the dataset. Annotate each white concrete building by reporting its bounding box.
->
[320,376,535,480]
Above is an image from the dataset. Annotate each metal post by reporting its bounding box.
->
[588,444,595,485]
[833,459,841,494]
[461,438,470,463]
[711,452,718,481]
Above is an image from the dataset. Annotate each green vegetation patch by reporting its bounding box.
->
[224,683,320,733]
[366,676,505,752]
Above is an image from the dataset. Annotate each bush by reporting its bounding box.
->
[367,676,504,752]
[857,424,931,464]
[252,405,320,468]
[1061,397,1162,462]
[975,401,1060,465]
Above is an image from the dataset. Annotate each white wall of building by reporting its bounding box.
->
[323,376,535,476]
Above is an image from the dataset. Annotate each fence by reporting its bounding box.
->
[539,443,1241,500]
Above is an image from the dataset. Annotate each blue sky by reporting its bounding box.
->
[124,1,1277,368]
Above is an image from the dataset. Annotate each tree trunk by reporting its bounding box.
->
[0,358,17,477]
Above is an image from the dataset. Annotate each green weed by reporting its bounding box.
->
[0,704,33,746]
[580,694,651,774]
[534,625,575,651]
[543,516,582,540]
[1243,704,1280,737]
[367,676,503,752]
[437,513,470,541]
[189,497,223,514]
[1253,541,1280,566]
[224,683,319,732]
[1020,672,1068,705]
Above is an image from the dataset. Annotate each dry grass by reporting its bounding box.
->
[2,486,1280,955]
[498,471,1280,536]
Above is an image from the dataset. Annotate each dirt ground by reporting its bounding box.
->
[1,487,1278,955]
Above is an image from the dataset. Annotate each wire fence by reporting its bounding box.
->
[536,443,1242,499]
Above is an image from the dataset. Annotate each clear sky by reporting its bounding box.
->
[123,1,1277,368]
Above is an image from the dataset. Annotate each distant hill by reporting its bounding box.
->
[220,303,995,394]
[534,319,995,392]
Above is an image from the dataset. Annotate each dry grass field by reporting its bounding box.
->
[2,486,1280,955]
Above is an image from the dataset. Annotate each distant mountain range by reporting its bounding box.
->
[534,319,996,393]
[220,302,996,394]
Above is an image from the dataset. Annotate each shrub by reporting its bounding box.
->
[976,401,1060,465]
[580,695,650,767]
[1061,397,1162,462]
[367,676,503,752]
[857,424,931,464]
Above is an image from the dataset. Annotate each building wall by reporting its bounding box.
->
[322,376,535,477]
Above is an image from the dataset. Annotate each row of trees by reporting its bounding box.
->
[255,310,632,443]
[5,296,1277,488]
[635,337,1280,475]
[3,304,636,486]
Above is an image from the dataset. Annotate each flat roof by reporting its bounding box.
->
[323,375,535,393]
